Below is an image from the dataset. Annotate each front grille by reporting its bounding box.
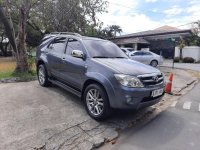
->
[138,73,164,87]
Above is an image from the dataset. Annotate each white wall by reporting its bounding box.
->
[175,46,200,62]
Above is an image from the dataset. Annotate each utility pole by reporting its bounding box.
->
[171,38,176,68]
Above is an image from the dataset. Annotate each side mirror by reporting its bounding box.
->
[71,50,86,60]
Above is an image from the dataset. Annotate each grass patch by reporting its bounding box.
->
[0,70,36,80]
[0,57,36,81]
[0,71,13,79]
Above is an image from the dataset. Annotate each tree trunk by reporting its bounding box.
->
[180,48,183,61]
[15,4,29,72]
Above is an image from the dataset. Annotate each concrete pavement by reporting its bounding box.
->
[101,82,200,150]
[161,59,200,72]
[0,67,198,150]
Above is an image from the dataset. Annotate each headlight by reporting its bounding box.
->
[114,74,144,88]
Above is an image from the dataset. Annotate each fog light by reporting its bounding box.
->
[126,97,132,104]
[125,95,134,104]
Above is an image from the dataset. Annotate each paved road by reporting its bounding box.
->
[102,82,200,150]
[161,60,200,72]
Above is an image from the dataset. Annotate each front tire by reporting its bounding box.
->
[83,84,111,120]
[150,60,158,67]
[37,64,51,87]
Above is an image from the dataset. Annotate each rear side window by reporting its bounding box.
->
[131,51,143,56]
[121,49,126,53]
[143,52,152,55]
[127,48,134,52]
[49,37,67,54]
[65,38,83,55]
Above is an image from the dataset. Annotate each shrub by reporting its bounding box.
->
[183,57,195,63]
[174,57,180,62]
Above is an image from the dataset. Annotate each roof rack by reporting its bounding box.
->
[49,32,81,37]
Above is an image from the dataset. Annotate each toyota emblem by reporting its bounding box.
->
[152,76,159,82]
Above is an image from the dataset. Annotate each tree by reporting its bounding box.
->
[0,0,34,72]
[108,25,122,37]
[188,20,200,46]
[178,36,185,61]
[32,0,108,35]
[96,25,123,39]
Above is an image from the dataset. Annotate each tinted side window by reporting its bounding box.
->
[131,51,143,56]
[121,49,126,53]
[143,52,152,55]
[65,38,83,55]
[127,48,134,52]
[49,37,67,54]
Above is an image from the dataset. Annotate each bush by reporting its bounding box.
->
[174,57,180,62]
[183,57,195,63]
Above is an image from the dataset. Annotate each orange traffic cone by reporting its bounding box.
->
[165,73,173,94]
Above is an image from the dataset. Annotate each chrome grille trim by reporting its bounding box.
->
[137,73,164,86]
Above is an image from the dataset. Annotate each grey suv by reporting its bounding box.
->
[36,32,165,120]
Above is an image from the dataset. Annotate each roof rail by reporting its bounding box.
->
[49,32,81,36]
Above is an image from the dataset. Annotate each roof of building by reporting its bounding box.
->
[154,25,179,31]
[113,26,192,39]
[112,37,149,45]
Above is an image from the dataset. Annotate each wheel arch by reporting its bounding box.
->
[150,59,158,65]
[36,58,51,76]
[82,79,107,100]
[81,74,116,108]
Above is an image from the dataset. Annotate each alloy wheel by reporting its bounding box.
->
[38,67,45,85]
[86,89,104,116]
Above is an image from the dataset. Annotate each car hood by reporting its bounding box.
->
[93,58,160,75]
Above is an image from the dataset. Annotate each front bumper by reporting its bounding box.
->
[110,84,165,109]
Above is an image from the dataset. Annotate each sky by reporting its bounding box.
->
[98,0,200,34]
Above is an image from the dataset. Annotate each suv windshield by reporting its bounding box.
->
[83,39,128,58]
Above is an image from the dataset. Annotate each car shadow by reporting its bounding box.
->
[44,84,153,122]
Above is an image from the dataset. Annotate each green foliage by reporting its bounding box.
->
[0,70,36,80]
[27,56,35,72]
[186,20,200,46]
[26,24,43,47]
[183,57,195,63]
[0,71,13,79]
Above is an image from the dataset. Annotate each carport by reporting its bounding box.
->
[111,26,192,58]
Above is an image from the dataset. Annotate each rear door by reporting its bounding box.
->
[60,38,86,90]
[46,37,67,78]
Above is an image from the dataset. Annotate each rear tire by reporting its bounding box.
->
[150,60,158,67]
[83,84,112,120]
[37,64,51,87]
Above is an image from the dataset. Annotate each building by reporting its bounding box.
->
[111,26,192,58]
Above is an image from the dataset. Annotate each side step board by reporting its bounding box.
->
[49,79,81,98]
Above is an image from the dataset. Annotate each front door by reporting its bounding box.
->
[60,38,86,90]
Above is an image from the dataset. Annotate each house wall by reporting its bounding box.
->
[175,46,200,62]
